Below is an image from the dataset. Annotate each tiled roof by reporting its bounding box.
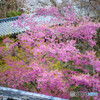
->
[0,17,28,36]
[0,86,68,100]
[0,14,64,36]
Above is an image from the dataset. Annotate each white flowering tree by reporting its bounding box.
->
[17,0,69,13]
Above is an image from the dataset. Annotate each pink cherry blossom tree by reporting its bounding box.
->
[0,4,100,100]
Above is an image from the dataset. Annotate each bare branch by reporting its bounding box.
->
[50,0,57,7]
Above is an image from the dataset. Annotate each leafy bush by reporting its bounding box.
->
[7,11,23,17]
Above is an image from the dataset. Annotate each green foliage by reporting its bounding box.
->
[70,97,83,100]
[7,11,23,17]
[94,28,100,57]
[96,28,100,46]
[52,60,62,70]
[26,12,29,14]
[0,64,12,73]
[72,68,84,73]
[0,55,4,65]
